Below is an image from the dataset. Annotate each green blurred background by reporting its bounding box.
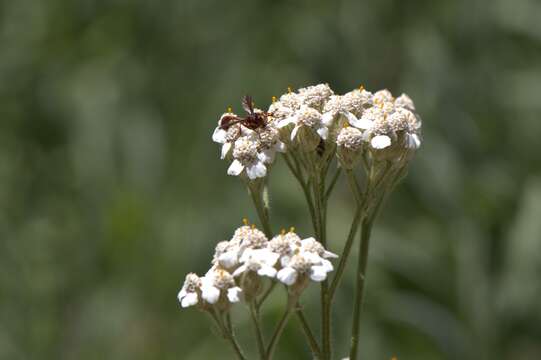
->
[1,0,540,359]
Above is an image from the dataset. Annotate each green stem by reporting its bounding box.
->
[211,309,247,360]
[266,304,294,359]
[250,302,267,359]
[296,306,322,359]
[257,281,276,309]
[324,167,341,203]
[248,181,273,238]
[349,218,374,360]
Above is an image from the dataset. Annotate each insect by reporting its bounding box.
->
[219,95,272,130]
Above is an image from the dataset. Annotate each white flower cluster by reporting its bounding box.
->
[212,84,422,177]
[178,221,337,308]
[212,111,286,180]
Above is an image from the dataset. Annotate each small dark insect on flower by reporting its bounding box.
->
[219,95,272,131]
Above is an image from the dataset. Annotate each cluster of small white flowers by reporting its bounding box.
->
[212,84,422,178]
[178,220,337,309]
[212,111,286,180]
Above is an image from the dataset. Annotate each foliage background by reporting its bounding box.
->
[1,0,540,359]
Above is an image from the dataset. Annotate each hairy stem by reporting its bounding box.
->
[349,218,374,360]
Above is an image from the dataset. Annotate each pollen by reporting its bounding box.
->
[272,96,277,103]
[287,86,293,94]
[242,218,250,226]
[289,226,295,233]
[359,84,365,91]
[227,106,233,113]
[280,228,286,235]
[251,224,256,229]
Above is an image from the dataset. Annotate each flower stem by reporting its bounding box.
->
[248,181,273,238]
[210,309,247,360]
[250,302,267,360]
[296,305,322,359]
[257,281,276,309]
[266,304,294,359]
[348,217,374,360]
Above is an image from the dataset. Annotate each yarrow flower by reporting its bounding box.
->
[178,222,337,311]
[227,135,268,180]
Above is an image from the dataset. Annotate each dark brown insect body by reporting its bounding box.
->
[220,95,271,131]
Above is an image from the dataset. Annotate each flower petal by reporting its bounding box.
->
[274,141,286,153]
[310,266,328,282]
[323,250,339,259]
[322,112,335,126]
[257,265,277,278]
[291,125,300,140]
[212,127,227,143]
[277,116,296,128]
[316,126,328,140]
[181,292,198,307]
[277,267,298,285]
[201,285,220,304]
[345,112,372,129]
[246,161,266,179]
[232,264,248,277]
[227,159,244,176]
[220,142,232,159]
[371,135,391,149]
[218,250,239,268]
[227,287,242,303]
[258,149,275,164]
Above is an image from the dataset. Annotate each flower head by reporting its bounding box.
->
[298,83,334,110]
[178,273,203,308]
[227,135,268,180]
[202,267,243,305]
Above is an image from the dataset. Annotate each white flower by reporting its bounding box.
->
[336,126,364,151]
[212,113,254,159]
[256,125,286,164]
[394,93,416,111]
[202,267,242,304]
[269,231,302,267]
[233,248,280,278]
[299,237,338,259]
[232,224,269,251]
[213,240,241,269]
[297,83,334,109]
[277,251,334,285]
[277,105,329,141]
[178,273,203,308]
[227,135,267,180]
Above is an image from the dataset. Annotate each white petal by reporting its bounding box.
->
[323,250,339,259]
[227,287,242,303]
[290,125,300,140]
[316,126,328,140]
[220,142,232,159]
[280,255,291,267]
[212,127,227,143]
[346,112,372,129]
[274,141,286,153]
[232,264,248,277]
[201,285,220,304]
[310,266,328,282]
[320,259,334,272]
[300,237,316,246]
[277,267,298,285]
[177,288,187,301]
[258,149,275,164]
[322,112,335,126]
[257,265,277,278]
[227,159,244,176]
[246,161,266,180]
[181,292,199,307]
[218,250,238,268]
[371,135,391,149]
[277,116,296,128]
[409,133,421,149]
